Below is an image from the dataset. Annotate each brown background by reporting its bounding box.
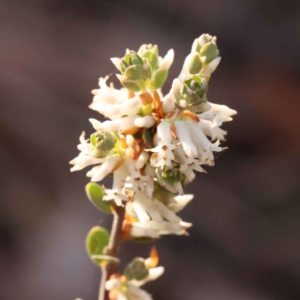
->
[1,0,300,299]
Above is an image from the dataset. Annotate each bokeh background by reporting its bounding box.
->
[1,0,300,299]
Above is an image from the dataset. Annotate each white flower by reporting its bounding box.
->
[103,189,128,207]
[87,154,123,182]
[199,102,237,125]
[125,191,192,237]
[148,121,176,168]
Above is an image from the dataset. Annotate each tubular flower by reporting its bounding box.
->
[70,36,236,240]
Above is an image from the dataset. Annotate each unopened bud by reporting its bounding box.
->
[90,132,116,157]
[124,258,149,281]
[188,52,203,74]
[162,168,183,186]
[188,34,220,77]
[173,76,208,112]
[138,44,159,71]
[200,42,219,64]
[121,51,151,81]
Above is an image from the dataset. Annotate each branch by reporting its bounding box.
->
[99,205,125,300]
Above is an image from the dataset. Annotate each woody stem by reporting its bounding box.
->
[99,205,125,300]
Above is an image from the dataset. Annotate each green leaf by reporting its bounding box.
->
[86,226,110,266]
[85,183,112,214]
[124,65,144,80]
[121,80,140,92]
[151,69,168,89]
[188,52,202,74]
[200,42,219,64]
[142,50,159,71]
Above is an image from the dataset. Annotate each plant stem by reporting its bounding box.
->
[99,205,125,300]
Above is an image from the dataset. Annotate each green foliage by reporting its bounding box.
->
[86,226,110,266]
[85,182,112,213]
[151,69,168,90]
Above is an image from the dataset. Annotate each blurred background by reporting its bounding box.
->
[1,0,300,299]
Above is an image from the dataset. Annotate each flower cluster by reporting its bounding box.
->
[70,34,236,299]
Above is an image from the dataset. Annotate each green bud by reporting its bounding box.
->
[192,34,216,52]
[85,182,112,214]
[90,132,116,158]
[151,68,168,90]
[198,34,215,47]
[200,42,219,64]
[124,258,149,281]
[191,34,219,65]
[182,76,207,106]
[138,44,159,71]
[86,226,110,266]
[188,52,203,74]
[121,50,151,81]
[162,169,182,186]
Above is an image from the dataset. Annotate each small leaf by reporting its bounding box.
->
[85,183,112,214]
[151,69,168,89]
[188,52,202,74]
[200,42,219,64]
[121,80,140,92]
[86,226,110,266]
[124,65,144,80]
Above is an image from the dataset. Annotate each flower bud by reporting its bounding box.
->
[173,76,208,112]
[124,258,149,281]
[162,168,183,186]
[182,76,208,104]
[90,132,116,157]
[138,44,159,71]
[188,34,220,77]
[191,34,216,53]
[121,51,151,81]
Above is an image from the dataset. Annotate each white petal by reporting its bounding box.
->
[159,49,174,70]
[127,285,153,300]
[175,121,197,157]
[136,151,149,169]
[130,223,160,239]
[91,155,121,182]
[134,116,155,128]
[201,57,221,76]
[157,121,172,143]
[89,118,102,131]
[156,201,181,222]
[169,194,194,213]
[105,278,122,291]
[110,57,122,71]
[70,156,103,171]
